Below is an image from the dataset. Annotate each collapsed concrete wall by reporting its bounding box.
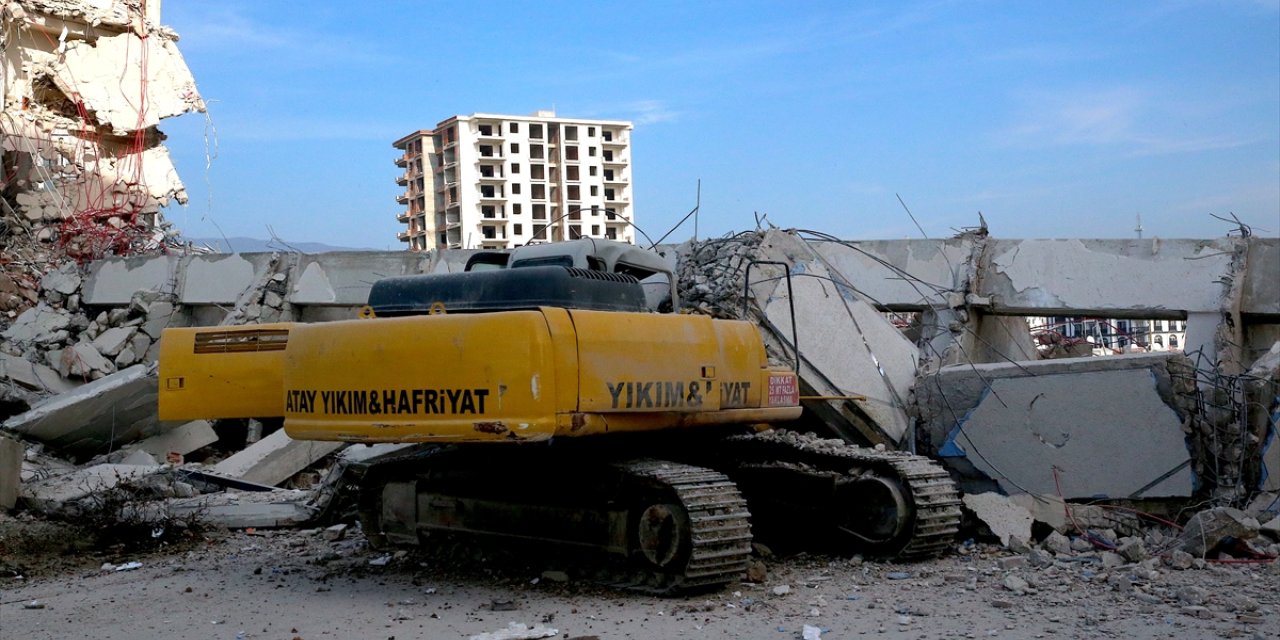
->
[1,0,204,318]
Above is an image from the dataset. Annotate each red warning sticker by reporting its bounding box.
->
[767,374,799,407]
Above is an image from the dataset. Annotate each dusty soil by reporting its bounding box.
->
[0,522,1276,640]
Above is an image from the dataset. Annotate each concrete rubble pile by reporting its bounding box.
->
[678,228,1280,563]
[1,0,205,318]
[0,1,350,532]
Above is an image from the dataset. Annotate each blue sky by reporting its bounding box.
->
[160,1,1280,250]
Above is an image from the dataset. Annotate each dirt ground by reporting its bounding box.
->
[0,520,1276,640]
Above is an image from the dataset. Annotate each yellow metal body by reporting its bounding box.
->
[159,308,801,443]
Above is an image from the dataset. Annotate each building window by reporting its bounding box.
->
[588,146,597,157]
[512,183,522,195]
[513,203,522,215]
[570,225,583,239]
[532,184,545,200]
[529,124,543,139]
[1154,335,1164,347]
[482,226,496,239]
[604,169,614,180]
[604,188,615,201]
[514,223,523,235]
[565,126,578,141]
[512,163,521,174]
[588,126,595,137]
[509,122,519,134]
[565,146,579,161]
[531,164,545,180]
[530,144,544,160]
[568,185,580,201]
[589,166,597,177]
[1170,335,1179,349]
[480,145,494,157]
[533,224,547,239]
[590,185,598,197]
[482,205,496,218]
[481,185,496,198]
[567,166,579,181]
[603,130,613,142]
[533,204,546,219]
[479,124,494,136]
[592,225,600,235]
[510,143,520,154]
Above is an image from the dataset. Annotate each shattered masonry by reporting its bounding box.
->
[1,0,205,316]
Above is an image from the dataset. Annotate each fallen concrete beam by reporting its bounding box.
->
[920,353,1197,499]
[0,434,23,510]
[212,428,344,487]
[166,489,315,529]
[125,420,218,461]
[2,365,162,460]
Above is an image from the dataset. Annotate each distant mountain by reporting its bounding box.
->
[182,236,377,254]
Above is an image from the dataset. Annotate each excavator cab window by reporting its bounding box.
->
[465,252,510,272]
[510,255,574,269]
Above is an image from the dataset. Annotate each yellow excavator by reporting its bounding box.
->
[159,239,960,592]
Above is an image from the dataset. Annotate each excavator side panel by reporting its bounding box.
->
[282,310,567,443]
[158,324,293,421]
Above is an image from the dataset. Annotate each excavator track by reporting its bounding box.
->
[610,460,753,593]
[356,450,752,594]
[710,430,961,559]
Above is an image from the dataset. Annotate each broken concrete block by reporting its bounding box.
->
[2,304,71,345]
[127,420,217,460]
[963,492,1034,548]
[141,301,176,339]
[62,343,115,378]
[1177,507,1260,557]
[20,463,163,510]
[0,435,23,510]
[40,265,82,296]
[931,357,1194,499]
[1010,494,1069,532]
[91,326,137,358]
[118,449,159,466]
[0,353,78,394]
[114,345,138,368]
[3,365,160,460]
[212,428,344,487]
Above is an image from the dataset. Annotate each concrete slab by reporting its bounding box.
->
[2,365,160,460]
[166,489,315,529]
[182,253,269,305]
[82,255,181,306]
[0,353,78,394]
[212,428,344,487]
[287,253,429,305]
[127,420,218,460]
[754,231,918,445]
[963,492,1034,547]
[20,463,163,508]
[940,368,1194,499]
[0,434,22,509]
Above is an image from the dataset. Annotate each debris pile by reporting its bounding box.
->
[1,0,205,318]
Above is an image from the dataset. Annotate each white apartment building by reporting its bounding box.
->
[394,111,635,251]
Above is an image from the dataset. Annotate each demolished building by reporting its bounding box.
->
[1,0,204,317]
[0,227,1275,555]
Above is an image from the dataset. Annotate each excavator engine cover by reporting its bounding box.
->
[368,265,646,316]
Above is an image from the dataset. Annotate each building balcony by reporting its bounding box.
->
[478,194,508,202]
[477,174,506,183]
[602,138,626,147]
[394,156,408,168]
[395,175,409,186]
[396,194,410,205]
[476,155,504,163]
[397,231,411,241]
[603,176,628,186]
[603,157,628,166]
[396,211,411,223]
